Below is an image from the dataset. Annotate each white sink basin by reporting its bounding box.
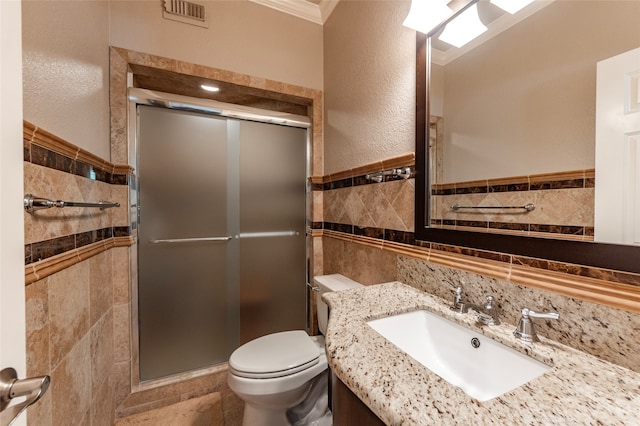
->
[367,310,550,402]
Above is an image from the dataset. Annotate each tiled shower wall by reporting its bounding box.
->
[23,122,130,425]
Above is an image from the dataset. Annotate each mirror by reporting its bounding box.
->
[415,0,640,273]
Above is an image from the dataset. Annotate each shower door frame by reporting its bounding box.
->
[127,88,313,387]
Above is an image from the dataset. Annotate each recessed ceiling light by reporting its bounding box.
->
[201,84,219,92]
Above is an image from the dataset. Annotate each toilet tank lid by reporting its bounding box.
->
[313,274,363,292]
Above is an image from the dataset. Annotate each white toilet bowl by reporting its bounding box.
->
[227,274,363,426]
[227,332,327,426]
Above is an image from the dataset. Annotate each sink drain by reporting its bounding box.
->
[471,337,481,348]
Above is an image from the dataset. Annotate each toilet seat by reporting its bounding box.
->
[229,330,320,379]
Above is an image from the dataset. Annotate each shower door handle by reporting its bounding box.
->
[149,236,233,244]
[237,231,300,239]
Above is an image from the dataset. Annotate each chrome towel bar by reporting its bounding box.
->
[24,194,120,213]
[451,203,535,212]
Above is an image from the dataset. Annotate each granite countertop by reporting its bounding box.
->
[323,281,640,425]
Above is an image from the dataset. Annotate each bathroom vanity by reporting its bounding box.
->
[323,282,640,425]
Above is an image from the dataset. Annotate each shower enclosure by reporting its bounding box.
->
[134,97,309,382]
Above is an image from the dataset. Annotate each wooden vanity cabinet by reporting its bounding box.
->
[330,369,386,426]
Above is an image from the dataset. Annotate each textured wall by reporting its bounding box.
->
[22,0,324,162]
[439,1,640,183]
[22,0,111,160]
[109,0,323,90]
[323,0,415,175]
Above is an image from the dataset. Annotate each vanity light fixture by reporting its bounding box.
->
[200,84,219,92]
[402,0,453,34]
[438,3,487,48]
[490,0,534,15]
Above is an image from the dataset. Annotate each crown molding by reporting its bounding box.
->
[249,0,339,25]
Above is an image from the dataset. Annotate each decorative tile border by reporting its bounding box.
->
[24,234,135,285]
[22,121,134,273]
[432,169,595,195]
[430,219,594,240]
[24,121,133,182]
[318,223,640,289]
[25,226,133,265]
[319,228,640,313]
[311,153,415,190]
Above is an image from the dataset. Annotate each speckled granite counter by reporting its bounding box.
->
[323,281,640,425]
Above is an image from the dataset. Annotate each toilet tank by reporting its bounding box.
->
[313,274,363,335]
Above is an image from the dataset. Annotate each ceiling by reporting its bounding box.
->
[248,0,339,24]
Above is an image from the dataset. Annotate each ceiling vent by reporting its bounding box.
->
[162,0,208,28]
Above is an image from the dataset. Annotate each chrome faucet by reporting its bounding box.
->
[468,295,501,326]
[449,286,468,313]
[514,307,560,343]
[448,284,500,325]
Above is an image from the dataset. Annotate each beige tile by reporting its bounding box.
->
[51,334,91,426]
[111,105,129,165]
[24,165,79,244]
[26,384,52,426]
[91,370,115,426]
[222,389,244,426]
[48,263,90,368]
[177,370,227,401]
[25,280,50,377]
[113,247,130,304]
[312,191,323,222]
[120,381,181,411]
[391,180,415,231]
[312,237,323,277]
[90,251,113,326]
[113,303,131,363]
[343,189,367,225]
[111,184,130,227]
[343,241,397,285]
[115,393,223,426]
[113,360,132,409]
[322,237,345,274]
[91,309,114,398]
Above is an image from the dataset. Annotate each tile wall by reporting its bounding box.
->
[23,121,244,425]
[23,122,130,425]
[319,154,640,374]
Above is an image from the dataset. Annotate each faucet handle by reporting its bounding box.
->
[475,295,500,325]
[514,307,559,343]
[526,308,560,320]
[449,286,468,313]
[484,295,495,309]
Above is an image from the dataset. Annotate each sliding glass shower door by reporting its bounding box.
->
[137,105,307,381]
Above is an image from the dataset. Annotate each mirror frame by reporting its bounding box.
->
[414,30,640,275]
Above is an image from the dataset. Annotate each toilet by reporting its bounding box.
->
[227,274,363,426]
